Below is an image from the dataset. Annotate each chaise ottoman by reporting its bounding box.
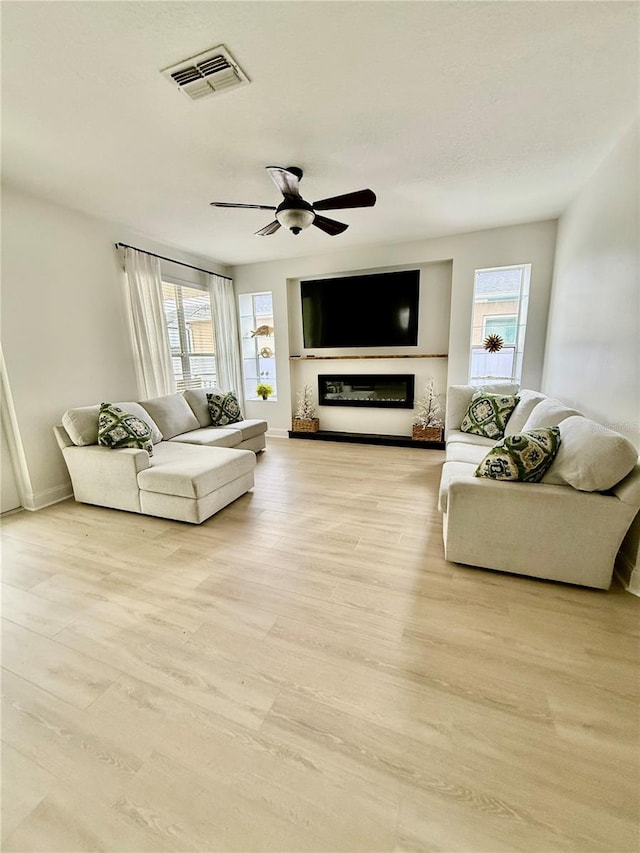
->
[135,442,255,524]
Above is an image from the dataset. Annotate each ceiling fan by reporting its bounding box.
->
[209,166,376,236]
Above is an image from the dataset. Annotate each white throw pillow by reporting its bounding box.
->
[62,401,162,446]
[183,387,224,428]
[504,389,547,436]
[522,398,581,430]
[139,393,200,440]
[542,416,639,492]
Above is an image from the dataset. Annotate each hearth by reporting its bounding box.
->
[318,374,415,409]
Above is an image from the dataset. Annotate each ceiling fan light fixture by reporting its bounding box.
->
[210,166,376,237]
[275,206,315,234]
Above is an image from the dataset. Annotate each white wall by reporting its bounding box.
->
[233,219,557,434]
[1,184,230,509]
[542,120,640,447]
[542,119,640,591]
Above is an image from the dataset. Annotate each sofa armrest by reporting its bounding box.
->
[443,476,636,588]
[61,444,150,512]
[445,386,475,437]
[53,424,74,449]
[611,463,640,509]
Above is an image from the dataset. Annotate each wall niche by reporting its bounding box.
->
[287,260,452,437]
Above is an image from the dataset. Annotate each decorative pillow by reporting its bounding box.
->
[542,416,639,492]
[62,402,162,446]
[503,389,547,436]
[207,391,243,426]
[139,393,199,440]
[522,398,581,431]
[460,392,520,439]
[183,387,224,428]
[446,384,520,434]
[97,403,154,455]
[475,427,561,483]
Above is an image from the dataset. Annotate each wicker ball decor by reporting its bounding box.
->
[483,333,504,353]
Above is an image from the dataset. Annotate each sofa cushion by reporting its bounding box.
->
[504,389,547,436]
[183,387,224,428]
[445,442,491,465]
[169,427,242,449]
[207,391,243,426]
[438,461,477,513]
[229,419,268,441]
[475,428,561,483]
[62,402,162,446]
[461,392,519,440]
[139,393,200,440]
[97,403,155,455]
[542,416,639,492]
[137,443,255,499]
[446,429,496,447]
[522,398,581,430]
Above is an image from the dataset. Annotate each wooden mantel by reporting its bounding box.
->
[289,354,448,360]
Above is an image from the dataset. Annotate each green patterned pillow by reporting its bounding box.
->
[207,391,243,426]
[461,392,520,439]
[475,427,561,483]
[97,403,154,455]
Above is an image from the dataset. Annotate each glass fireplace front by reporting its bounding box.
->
[318,374,415,409]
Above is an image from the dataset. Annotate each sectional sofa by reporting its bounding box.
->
[439,384,640,589]
[54,389,267,524]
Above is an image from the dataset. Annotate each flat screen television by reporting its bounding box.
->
[301,270,419,348]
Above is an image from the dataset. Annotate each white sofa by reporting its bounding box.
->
[439,384,640,589]
[54,390,267,524]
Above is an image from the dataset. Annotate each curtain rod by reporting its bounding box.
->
[115,242,232,280]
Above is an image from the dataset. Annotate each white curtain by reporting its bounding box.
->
[122,247,175,399]
[209,273,244,408]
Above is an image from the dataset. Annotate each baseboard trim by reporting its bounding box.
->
[22,484,74,512]
[287,429,446,449]
[628,570,640,596]
[1,506,24,518]
[266,428,289,439]
[614,550,640,597]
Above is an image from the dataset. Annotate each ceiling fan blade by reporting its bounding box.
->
[210,202,276,210]
[312,189,376,211]
[266,166,302,197]
[312,215,349,236]
[255,220,282,236]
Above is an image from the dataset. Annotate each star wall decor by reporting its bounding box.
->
[483,333,505,353]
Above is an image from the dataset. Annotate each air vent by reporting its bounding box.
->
[161,45,250,101]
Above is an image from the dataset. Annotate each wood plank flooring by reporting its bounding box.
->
[1,438,639,852]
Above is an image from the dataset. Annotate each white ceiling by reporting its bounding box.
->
[2,1,638,266]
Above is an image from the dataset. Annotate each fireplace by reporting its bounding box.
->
[318,374,415,409]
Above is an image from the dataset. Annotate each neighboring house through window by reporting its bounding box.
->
[161,280,217,390]
[482,314,518,345]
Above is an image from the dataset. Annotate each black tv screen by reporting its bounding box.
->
[301,270,419,348]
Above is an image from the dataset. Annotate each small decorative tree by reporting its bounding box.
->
[412,378,445,441]
[292,384,319,432]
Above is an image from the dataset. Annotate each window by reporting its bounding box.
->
[469,265,531,385]
[161,281,217,390]
[483,315,518,345]
[238,291,277,401]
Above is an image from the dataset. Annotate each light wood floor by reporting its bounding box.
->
[1,438,639,852]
